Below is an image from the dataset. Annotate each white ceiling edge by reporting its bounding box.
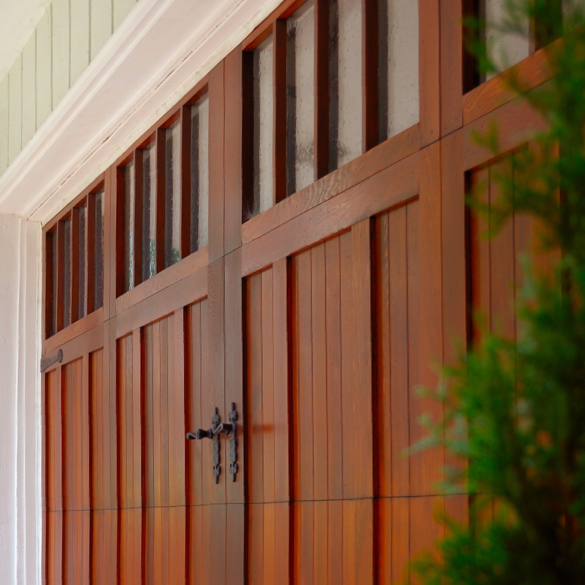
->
[0,0,52,81]
[0,0,282,224]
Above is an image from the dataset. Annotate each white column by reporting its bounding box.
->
[0,214,41,585]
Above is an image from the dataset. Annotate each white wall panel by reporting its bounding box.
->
[0,77,8,175]
[8,55,22,165]
[22,35,36,146]
[52,0,70,105]
[71,0,90,86]
[114,0,136,31]
[36,8,52,129]
[91,0,113,60]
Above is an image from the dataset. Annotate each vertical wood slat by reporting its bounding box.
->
[22,34,37,146]
[133,150,144,287]
[208,62,225,260]
[52,0,70,106]
[8,55,23,165]
[362,0,379,152]
[0,76,8,174]
[181,106,192,259]
[90,0,113,60]
[314,0,330,180]
[71,0,90,86]
[36,7,52,130]
[273,19,287,204]
[224,49,244,253]
[71,208,81,323]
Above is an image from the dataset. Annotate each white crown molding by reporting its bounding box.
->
[0,0,282,224]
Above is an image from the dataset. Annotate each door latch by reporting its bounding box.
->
[186,404,239,484]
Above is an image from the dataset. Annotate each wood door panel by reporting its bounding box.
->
[91,509,118,585]
[63,510,90,585]
[45,368,62,512]
[119,508,142,585]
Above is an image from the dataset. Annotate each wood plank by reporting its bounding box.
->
[295,249,314,501]
[208,62,225,260]
[36,7,53,128]
[89,349,104,509]
[91,509,117,585]
[208,258,226,502]
[375,498,392,583]
[342,499,374,585]
[410,496,444,571]
[46,367,63,511]
[226,504,246,585]
[242,151,419,276]
[63,510,90,585]
[324,237,343,500]
[490,159,517,340]
[46,511,63,585]
[90,0,112,60]
[311,243,328,501]
[341,220,373,499]
[169,309,186,506]
[210,506,226,585]
[297,502,314,585]
[225,249,245,503]
[274,502,290,585]
[440,0,464,135]
[243,124,420,244]
[118,508,142,585]
[261,269,276,503]
[263,503,276,583]
[70,0,90,85]
[314,500,328,583]
[186,303,203,506]
[8,54,23,164]
[52,0,70,106]
[200,298,214,504]
[224,48,244,253]
[272,258,290,502]
[328,500,343,584]
[247,273,264,504]
[22,34,37,146]
[418,0,440,146]
[248,504,264,585]
[411,143,443,496]
[392,497,410,583]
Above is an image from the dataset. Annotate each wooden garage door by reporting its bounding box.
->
[41,0,552,582]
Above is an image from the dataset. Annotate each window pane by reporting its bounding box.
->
[483,0,529,80]
[378,0,419,142]
[49,230,58,336]
[190,94,209,253]
[329,0,362,171]
[123,160,135,291]
[94,190,104,310]
[253,34,274,217]
[165,119,181,267]
[286,0,315,197]
[142,141,157,280]
[63,218,72,328]
[78,204,87,320]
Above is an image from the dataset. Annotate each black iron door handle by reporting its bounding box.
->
[185,404,239,484]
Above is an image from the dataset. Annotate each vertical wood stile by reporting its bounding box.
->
[314,0,330,180]
[133,150,144,288]
[273,19,287,204]
[71,208,80,323]
[181,106,192,259]
[362,0,379,152]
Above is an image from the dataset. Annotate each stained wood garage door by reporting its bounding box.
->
[41,0,554,582]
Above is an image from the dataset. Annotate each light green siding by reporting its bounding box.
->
[0,0,138,177]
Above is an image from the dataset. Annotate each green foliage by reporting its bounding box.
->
[410,2,585,584]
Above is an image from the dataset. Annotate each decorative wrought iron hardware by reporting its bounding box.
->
[40,349,63,373]
[186,404,239,484]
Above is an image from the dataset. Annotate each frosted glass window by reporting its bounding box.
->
[94,190,104,310]
[253,35,275,216]
[77,204,87,320]
[329,0,363,171]
[63,218,72,328]
[286,0,315,197]
[165,119,182,267]
[123,160,135,292]
[378,0,419,142]
[482,0,529,79]
[142,141,157,280]
[190,94,209,252]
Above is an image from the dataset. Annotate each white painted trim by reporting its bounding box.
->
[0,0,284,224]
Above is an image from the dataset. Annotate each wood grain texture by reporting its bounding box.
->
[419,0,440,146]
